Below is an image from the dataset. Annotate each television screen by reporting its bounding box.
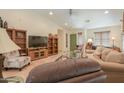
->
[29,36,48,48]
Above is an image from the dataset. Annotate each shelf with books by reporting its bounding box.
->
[6,28,27,55]
[48,34,58,55]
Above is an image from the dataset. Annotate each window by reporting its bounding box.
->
[94,31,110,46]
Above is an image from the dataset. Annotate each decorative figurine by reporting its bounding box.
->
[0,17,3,28]
[4,21,8,28]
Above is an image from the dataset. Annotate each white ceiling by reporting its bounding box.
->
[33,9,123,30]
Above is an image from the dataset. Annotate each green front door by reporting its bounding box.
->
[70,34,77,51]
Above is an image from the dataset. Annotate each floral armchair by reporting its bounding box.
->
[3,50,31,71]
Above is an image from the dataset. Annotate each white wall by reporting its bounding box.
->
[58,29,70,53]
[0,10,61,36]
[87,25,122,49]
[0,10,74,53]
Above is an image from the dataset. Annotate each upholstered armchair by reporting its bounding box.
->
[3,50,31,71]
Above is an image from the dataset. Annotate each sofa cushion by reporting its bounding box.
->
[105,51,124,63]
[119,53,124,64]
[88,49,124,73]
[26,58,101,83]
[93,46,104,58]
[101,48,112,61]
[88,54,104,66]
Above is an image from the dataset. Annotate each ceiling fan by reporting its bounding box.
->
[68,9,73,29]
[69,9,72,16]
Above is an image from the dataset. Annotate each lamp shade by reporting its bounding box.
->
[88,38,93,43]
[112,37,115,40]
[0,28,21,53]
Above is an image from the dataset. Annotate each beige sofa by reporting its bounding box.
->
[88,47,124,72]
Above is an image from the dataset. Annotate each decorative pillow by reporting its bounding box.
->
[3,50,20,58]
[93,46,104,58]
[105,51,124,63]
[101,48,112,61]
[11,50,20,57]
[119,53,124,64]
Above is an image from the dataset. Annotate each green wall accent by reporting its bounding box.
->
[70,34,77,51]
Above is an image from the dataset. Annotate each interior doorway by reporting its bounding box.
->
[70,34,77,51]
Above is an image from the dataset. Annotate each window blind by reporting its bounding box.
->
[94,31,110,46]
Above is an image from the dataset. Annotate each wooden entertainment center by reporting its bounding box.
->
[6,28,58,61]
[28,34,58,61]
[28,47,48,61]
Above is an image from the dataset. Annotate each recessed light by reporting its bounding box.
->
[49,11,53,15]
[104,10,109,14]
[64,23,68,26]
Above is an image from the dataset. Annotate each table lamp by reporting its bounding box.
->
[0,28,21,78]
[88,38,93,43]
[86,38,93,49]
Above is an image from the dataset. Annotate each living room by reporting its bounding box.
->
[0,9,124,83]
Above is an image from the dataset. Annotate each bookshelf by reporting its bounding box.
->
[48,34,58,55]
[6,28,27,55]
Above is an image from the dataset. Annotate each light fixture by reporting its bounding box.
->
[49,11,53,15]
[64,23,68,26]
[88,38,93,43]
[104,10,109,14]
[112,37,115,40]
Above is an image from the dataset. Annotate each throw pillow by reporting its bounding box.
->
[101,48,112,61]
[93,46,104,58]
[105,51,123,63]
[119,53,124,64]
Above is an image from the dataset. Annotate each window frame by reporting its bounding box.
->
[94,31,110,46]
